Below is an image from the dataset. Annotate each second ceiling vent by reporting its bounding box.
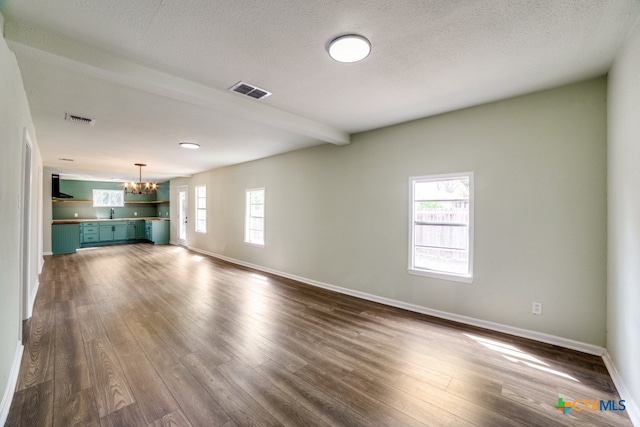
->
[229,81,272,100]
[65,113,96,125]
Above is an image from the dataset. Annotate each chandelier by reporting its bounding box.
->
[124,163,157,194]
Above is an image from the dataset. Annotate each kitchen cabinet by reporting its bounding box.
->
[127,221,136,240]
[147,220,169,244]
[81,222,99,244]
[99,225,113,241]
[99,221,127,241]
[55,219,169,251]
[52,223,80,254]
[136,220,147,239]
[114,224,127,240]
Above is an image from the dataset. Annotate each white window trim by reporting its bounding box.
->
[408,172,474,283]
[195,185,206,233]
[92,189,124,207]
[244,188,265,247]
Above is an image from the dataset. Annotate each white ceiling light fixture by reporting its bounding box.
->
[180,142,200,149]
[327,34,371,63]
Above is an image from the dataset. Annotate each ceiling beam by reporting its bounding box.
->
[5,22,351,146]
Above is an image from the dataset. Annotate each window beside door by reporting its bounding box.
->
[195,185,206,233]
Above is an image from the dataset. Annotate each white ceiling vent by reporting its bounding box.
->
[229,81,272,100]
[65,113,96,125]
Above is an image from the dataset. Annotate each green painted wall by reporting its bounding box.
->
[53,179,170,220]
[175,78,607,347]
[608,18,640,422]
[58,179,164,201]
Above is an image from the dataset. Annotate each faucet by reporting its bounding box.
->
[110,208,115,219]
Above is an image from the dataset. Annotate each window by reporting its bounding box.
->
[409,173,473,282]
[245,188,265,246]
[92,189,124,207]
[195,185,206,233]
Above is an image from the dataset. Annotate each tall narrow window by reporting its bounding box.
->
[245,188,265,246]
[409,173,473,282]
[195,185,206,233]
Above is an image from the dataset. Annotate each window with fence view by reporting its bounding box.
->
[409,173,473,282]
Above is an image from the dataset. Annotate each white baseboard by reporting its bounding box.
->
[27,280,39,319]
[0,342,24,426]
[43,251,53,256]
[187,246,605,356]
[602,351,639,426]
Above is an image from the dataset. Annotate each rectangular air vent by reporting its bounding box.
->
[229,81,272,100]
[65,113,95,125]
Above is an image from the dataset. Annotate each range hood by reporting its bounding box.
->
[52,174,73,198]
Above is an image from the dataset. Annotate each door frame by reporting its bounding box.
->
[20,128,33,338]
[177,185,188,247]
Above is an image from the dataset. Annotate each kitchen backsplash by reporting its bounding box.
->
[52,203,166,220]
[53,178,170,220]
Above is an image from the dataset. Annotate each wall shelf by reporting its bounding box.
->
[125,200,170,204]
[53,199,170,204]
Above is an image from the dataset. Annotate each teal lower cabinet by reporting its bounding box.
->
[81,222,99,244]
[136,220,147,239]
[127,222,136,240]
[147,220,170,244]
[52,223,81,254]
[99,225,114,241]
[114,224,127,240]
[63,219,170,249]
[99,222,127,242]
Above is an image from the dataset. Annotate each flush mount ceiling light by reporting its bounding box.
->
[180,142,200,149]
[327,34,371,63]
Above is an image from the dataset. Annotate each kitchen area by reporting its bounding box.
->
[51,174,171,254]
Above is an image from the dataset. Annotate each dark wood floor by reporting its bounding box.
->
[6,243,632,427]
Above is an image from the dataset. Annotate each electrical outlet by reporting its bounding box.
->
[134,212,137,216]
[74,212,78,218]
[532,302,543,315]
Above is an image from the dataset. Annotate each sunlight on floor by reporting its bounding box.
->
[464,333,579,382]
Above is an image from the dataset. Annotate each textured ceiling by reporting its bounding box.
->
[1,0,639,181]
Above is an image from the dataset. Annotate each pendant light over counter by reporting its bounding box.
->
[124,163,157,194]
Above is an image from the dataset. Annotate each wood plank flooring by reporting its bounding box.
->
[6,243,633,426]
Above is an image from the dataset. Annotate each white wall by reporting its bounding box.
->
[176,78,607,347]
[608,16,640,421]
[0,11,43,421]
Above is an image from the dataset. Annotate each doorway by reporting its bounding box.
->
[177,185,188,246]
[20,129,33,340]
